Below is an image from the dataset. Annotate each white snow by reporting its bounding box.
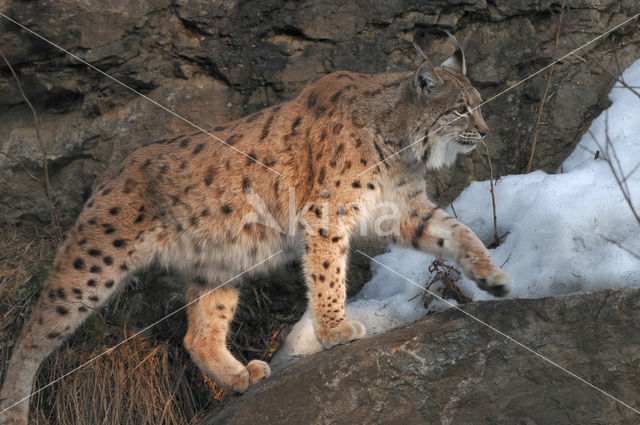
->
[271,59,640,369]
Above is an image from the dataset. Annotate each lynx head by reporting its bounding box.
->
[408,33,489,170]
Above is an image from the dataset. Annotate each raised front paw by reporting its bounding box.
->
[318,320,366,349]
[475,269,513,297]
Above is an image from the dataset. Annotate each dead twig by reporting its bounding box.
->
[479,141,500,247]
[432,170,457,218]
[526,0,566,173]
[599,235,640,261]
[588,113,640,228]
[0,151,42,184]
[0,47,62,241]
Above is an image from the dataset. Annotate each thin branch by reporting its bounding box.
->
[479,141,499,247]
[432,170,457,218]
[0,151,42,184]
[600,235,640,261]
[526,0,566,173]
[0,46,62,241]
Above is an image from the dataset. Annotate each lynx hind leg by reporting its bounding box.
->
[184,283,270,393]
[0,248,132,425]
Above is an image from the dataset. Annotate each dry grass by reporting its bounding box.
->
[31,336,221,425]
[0,228,223,424]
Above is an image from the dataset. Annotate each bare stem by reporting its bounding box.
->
[526,0,566,173]
[0,47,62,241]
[480,141,499,247]
[432,171,457,218]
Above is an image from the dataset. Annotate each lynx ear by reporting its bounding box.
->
[440,31,466,76]
[414,62,443,96]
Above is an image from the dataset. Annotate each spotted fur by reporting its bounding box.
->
[0,43,512,424]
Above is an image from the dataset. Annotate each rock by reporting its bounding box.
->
[2,1,639,230]
[201,289,640,425]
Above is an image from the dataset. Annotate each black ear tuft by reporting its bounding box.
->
[440,31,467,76]
[414,62,443,96]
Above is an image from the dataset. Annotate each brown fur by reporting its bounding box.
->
[1,59,511,424]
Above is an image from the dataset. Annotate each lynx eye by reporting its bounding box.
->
[453,105,468,116]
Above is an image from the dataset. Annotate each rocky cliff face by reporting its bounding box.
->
[1,0,639,230]
[201,289,640,425]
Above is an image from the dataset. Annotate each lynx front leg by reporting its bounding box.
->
[398,196,513,297]
[303,230,365,349]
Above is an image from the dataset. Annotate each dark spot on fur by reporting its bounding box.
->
[247,153,257,165]
[332,123,343,135]
[120,263,128,271]
[56,306,68,315]
[113,239,126,248]
[105,280,114,288]
[221,204,232,214]
[73,288,82,295]
[319,275,325,281]
[88,249,101,257]
[330,90,343,103]
[438,238,444,247]
[109,207,119,215]
[214,125,226,132]
[318,167,326,185]
[180,138,190,148]
[311,274,317,281]
[204,165,215,186]
[47,332,60,339]
[352,181,361,188]
[331,236,341,243]
[79,306,88,312]
[56,288,66,299]
[261,115,274,140]
[226,133,242,146]
[89,296,99,302]
[87,279,97,287]
[104,225,115,235]
[192,143,205,155]
[323,261,330,269]
[318,293,322,297]
[367,183,375,190]
[90,265,101,273]
[141,159,152,169]
[201,209,210,217]
[102,188,111,196]
[291,116,302,135]
[314,207,321,217]
[73,258,85,270]
[319,228,328,237]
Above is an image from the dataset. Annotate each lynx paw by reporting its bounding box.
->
[229,360,271,393]
[246,360,271,385]
[476,270,513,297]
[319,320,366,348]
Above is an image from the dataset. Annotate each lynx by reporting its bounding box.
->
[0,35,512,424]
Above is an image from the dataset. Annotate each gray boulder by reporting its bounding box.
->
[202,289,640,425]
